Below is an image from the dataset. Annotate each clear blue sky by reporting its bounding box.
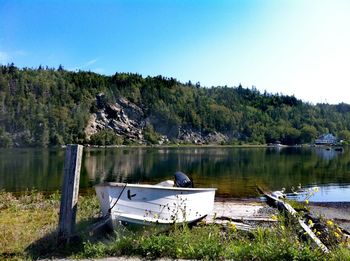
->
[1,0,350,104]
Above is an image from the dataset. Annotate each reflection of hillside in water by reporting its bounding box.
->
[84,148,146,184]
[83,148,283,197]
[84,147,350,199]
[0,148,65,192]
[84,148,228,184]
[1,147,349,200]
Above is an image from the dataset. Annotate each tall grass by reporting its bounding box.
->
[78,220,350,260]
[0,190,99,259]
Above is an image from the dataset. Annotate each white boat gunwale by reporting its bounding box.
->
[95,182,217,191]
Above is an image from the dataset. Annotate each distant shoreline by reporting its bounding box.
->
[2,143,346,149]
[81,143,346,149]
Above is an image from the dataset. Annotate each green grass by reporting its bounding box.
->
[77,222,350,260]
[0,190,100,260]
[1,191,349,260]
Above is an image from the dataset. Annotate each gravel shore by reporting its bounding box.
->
[212,198,350,232]
[309,202,350,231]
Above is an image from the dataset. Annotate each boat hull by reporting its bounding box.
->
[95,182,216,228]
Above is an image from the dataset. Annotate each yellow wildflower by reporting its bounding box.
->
[229,222,237,231]
[334,232,340,238]
[326,220,334,227]
[336,227,342,233]
[271,215,278,221]
[316,231,321,236]
[308,219,314,227]
[305,199,309,204]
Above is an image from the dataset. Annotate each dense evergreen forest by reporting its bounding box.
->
[1,64,350,147]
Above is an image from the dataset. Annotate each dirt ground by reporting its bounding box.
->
[206,198,350,233]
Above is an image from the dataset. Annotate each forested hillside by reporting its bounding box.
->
[1,64,350,147]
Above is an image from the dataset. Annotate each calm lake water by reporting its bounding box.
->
[1,147,350,202]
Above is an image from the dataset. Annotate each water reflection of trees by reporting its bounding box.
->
[84,147,350,198]
[0,148,64,192]
[1,147,349,198]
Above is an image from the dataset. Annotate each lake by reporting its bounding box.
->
[1,147,349,202]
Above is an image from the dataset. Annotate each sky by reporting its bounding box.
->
[0,0,350,104]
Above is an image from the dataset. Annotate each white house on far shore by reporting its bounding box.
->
[315,133,337,145]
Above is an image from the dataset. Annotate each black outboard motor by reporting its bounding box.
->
[174,171,193,188]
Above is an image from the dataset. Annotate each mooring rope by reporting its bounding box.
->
[107,183,128,214]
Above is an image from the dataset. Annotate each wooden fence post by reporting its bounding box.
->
[58,144,83,244]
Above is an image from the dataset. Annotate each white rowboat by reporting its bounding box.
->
[95,182,216,228]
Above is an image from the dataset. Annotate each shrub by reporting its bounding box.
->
[143,123,160,144]
[89,130,123,146]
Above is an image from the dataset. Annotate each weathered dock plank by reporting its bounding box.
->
[207,200,277,222]
[203,199,278,231]
[259,189,329,254]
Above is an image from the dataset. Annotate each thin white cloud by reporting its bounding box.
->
[69,58,99,71]
[85,58,98,67]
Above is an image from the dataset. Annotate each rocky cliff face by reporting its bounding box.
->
[85,93,229,145]
[85,93,145,143]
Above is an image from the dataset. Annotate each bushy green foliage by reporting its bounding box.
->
[0,65,104,147]
[89,130,123,146]
[0,129,12,147]
[1,64,350,147]
[143,123,160,144]
[338,130,350,144]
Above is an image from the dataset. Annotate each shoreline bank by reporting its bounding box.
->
[1,191,349,260]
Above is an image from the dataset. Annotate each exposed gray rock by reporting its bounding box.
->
[117,97,144,122]
[85,94,146,143]
[179,127,205,144]
[85,93,230,145]
[205,131,228,144]
[178,128,229,144]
